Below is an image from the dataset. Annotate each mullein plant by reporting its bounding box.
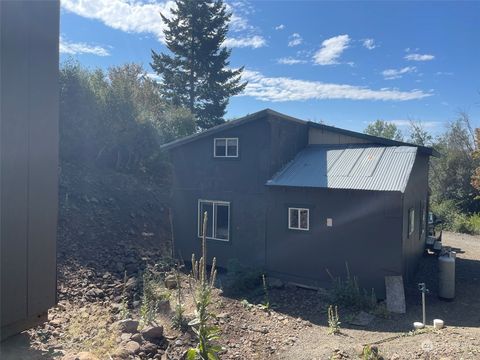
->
[119,271,130,320]
[187,212,221,360]
[172,265,188,331]
[261,274,271,311]
[327,305,341,335]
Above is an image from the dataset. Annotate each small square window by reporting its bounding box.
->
[288,207,309,231]
[214,138,238,157]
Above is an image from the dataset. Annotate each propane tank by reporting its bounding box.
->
[438,251,455,300]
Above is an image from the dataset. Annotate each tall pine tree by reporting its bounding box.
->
[151,0,247,130]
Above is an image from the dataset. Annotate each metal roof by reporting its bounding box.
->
[266,145,418,192]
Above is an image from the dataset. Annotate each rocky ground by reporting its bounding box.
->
[1,164,479,359]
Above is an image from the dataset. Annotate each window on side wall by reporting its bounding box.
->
[288,207,309,231]
[198,200,230,241]
[420,201,426,237]
[408,208,415,237]
[214,138,238,158]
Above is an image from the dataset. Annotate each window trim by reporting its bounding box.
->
[288,207,310,231]
[408,207,415,237]
[214,137,239,158]
[197,199,230,242]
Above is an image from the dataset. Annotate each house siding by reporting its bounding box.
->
[265,187,403,298]
[401,154,430,280]
[169,114,308,268]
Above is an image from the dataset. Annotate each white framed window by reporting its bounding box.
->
[288,207,309,231]
[198,200,230,241]
[408,208,415,236]
[214,138,238,158]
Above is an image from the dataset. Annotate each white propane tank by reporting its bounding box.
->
[438,251,455,300]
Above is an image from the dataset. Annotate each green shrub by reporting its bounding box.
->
[361,345,384,360]
[140,270,171,326]
[326,263,376,311]
[431,200,480,235]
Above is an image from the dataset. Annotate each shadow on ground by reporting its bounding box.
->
[221,235,480,333]
[0,332,58,360]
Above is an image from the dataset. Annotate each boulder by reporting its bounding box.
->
[141,325,164,341]
[164,274,178,289]
[124,340,141,354]
[116,319,139,333]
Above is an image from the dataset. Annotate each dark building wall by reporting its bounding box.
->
[169,114,308,268]
[1,0,59,339]
[401,154,429,280]
[265,187,403,297]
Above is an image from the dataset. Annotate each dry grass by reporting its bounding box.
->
[63,303,118,358]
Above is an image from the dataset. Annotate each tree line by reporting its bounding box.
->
[365,116,480,234]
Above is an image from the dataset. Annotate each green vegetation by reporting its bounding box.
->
[261,274,271,310]
[364,113,480,235]
[361,345,384,360]
[327,305,341,335]
[187,212,221,360]
[151,0,247,130]
[326,263,377,311]
[140,270,171,326]
[172,267,188,331]
[119,271,130,320]
[60,61,195,182]
[364,120,403,141]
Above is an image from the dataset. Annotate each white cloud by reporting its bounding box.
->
[382,66,417,80]
[60,37,110,56]
[277,57,306,65]
[223,35,266,48]
[62,0,264,48]
[61,0,175,42]
[385,119,440,128]
[288,33,303,47]
[275,24,285,30]
[405,53,435,61]
[240,69,432,102]
[362,38,376,50]
[313,34,350,65]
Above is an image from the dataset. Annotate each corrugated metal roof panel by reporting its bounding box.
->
[266,145,417,192]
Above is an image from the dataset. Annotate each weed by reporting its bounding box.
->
[326,263,377,311]
[187,212,221,360]
[241,299,254,310]
[261,274,270,310]
[172,266,188,331]
[361,344,384,360]
[119,271,130,320]
[140,269,171,326]
[327,305,341,335]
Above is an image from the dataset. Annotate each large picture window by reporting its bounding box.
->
[198,200,230,241]
[214,138,238,158]
[288,207,309,231]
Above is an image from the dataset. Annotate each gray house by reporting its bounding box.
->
[162,109,437,297]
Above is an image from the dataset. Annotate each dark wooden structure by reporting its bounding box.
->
[163,110,436,298]
[1,0,59,340]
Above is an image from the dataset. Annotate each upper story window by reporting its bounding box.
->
[214,138,238,158]
[288,207,309,231]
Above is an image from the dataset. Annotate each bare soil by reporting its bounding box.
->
[1,163,479,360]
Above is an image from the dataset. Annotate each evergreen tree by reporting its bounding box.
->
[151,0,247,130]
[364,120,404,141]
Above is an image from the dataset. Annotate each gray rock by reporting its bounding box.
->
[141,325,164,341]
[117,319,139,333]
[131,332,143,343]
[140,341,158,354]
[164,274,178,289]
[124,340,140,354]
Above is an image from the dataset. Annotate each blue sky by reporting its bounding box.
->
[60,0,480,135]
